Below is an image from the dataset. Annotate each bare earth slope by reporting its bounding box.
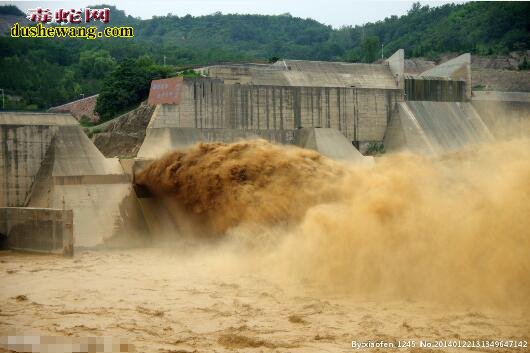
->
[92,103,155,158]
[405,51,530,92]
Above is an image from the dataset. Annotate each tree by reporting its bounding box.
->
[0,4,24,15]
[95,58,173,121]
[78,50,117,78]
[408,2,423,15]
[361,36,380,63]
[1,2,529,112]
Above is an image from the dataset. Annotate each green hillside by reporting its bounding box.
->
[130,2,529,61]
[0,1,528,117]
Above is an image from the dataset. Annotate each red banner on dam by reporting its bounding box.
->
[148,77,183,105]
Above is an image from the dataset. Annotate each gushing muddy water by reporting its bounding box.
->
[2,139,530,352]
[136,139,530,307]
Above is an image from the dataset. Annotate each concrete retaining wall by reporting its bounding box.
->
[150,78,403,144]
[405,77,467,102]
[384,101,494,154]
[25,125,147,248]
[0,125,56,207]
[295,128,373,164]
[0,113,149,248]
[472,100,530,140]
[202,60,399,89]
[0,113,78,207]
[138,127,296,159]
[386,49,404,89]
[420,53,472,99]
[0,207,73,256]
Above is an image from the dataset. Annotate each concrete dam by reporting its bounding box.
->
[1,49,529,253]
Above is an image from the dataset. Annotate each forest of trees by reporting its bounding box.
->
[0,1,528,120]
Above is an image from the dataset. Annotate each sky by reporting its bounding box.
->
[3,0,464,28]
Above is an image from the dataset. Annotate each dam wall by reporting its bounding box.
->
[471,91,530,139]
[420,53,472,99]
[1,112,148,249]
[295,128,373,164]
[150,78,402,145]
[6,52,525,251]
[149,54,500,160]
[384,101,494,154]
[201,60,399,89]
[384,53,500,154]
[0,113,77,207]
[26,124,147,248]
[405,76,467,102]
[0,207,73,256]
[0,124,55,207]
[138,127,296,159]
